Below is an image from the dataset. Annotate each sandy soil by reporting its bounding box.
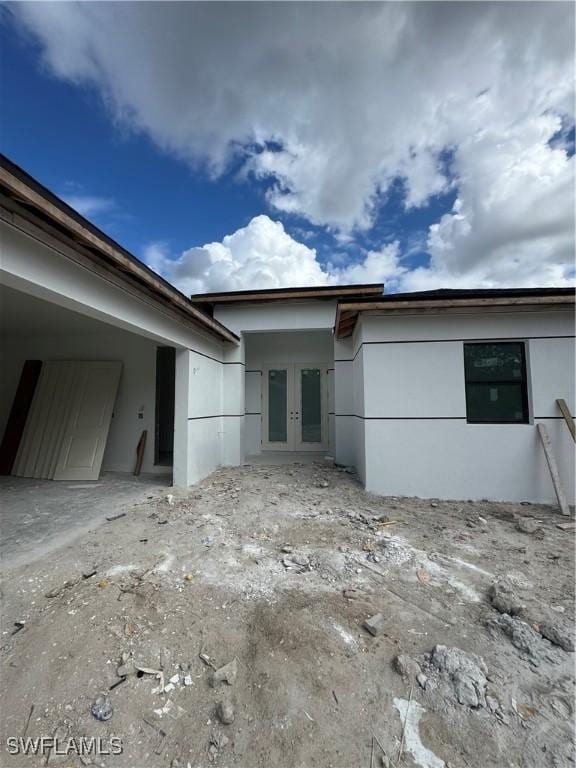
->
[1,461,574,768]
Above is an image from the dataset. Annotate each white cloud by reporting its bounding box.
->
[333,242,406,290]
[11,2,575,289]
[144,214,405,295]
[62,194,115,218]
[405,114,575,290]
[144,216,329,296]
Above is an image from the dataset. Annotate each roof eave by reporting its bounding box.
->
[190,283,385,307]
[335,293,576,338]
[0,155,239,344]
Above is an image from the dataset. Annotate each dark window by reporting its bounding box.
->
[464,342,529,424]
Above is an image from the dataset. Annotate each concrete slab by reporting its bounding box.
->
[0,472,171,569]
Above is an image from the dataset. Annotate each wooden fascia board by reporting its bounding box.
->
[191,286,384,304]
[0,171,239,343]
[338,296,575,313]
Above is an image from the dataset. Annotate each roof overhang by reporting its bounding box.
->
[0,155,239,344]
[335,288,576,338]
[191,283,384,311]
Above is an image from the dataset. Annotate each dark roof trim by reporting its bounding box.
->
[341,287,576,304]
[335,287,576,338]
[190,283,384,306]
[0,154,239,344]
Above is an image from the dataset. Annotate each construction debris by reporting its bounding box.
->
[44,579,78,599]
[11,621,25,635]
[216,698,235,724]
[1,462,574,768]
[116,651,136,677]
[212,658,238,686]
[516,517,544,535]
[539,621,575,652]
[393,654,421,680]
[488,578,525,616]
[282,552,310,570]
[208,732,228,762]
[429,645,488,709]
[363,613,386,637]
[416,568,430,585]
[487,614,560,663]
[91,694,113,721]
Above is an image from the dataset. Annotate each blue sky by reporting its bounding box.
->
[1,16,274,257]
[1,3,573,295]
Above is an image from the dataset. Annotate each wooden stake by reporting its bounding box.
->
[372,730,387,760]
[556,399,575,442]
[133,429,147,476]
[537,423,570,516]
[397,683,414,766]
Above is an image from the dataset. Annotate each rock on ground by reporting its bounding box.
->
[393,654,421,680]
[488,578,525,616]
[539,621,575,653]
[487,614,559,664]
[430,644,488,708]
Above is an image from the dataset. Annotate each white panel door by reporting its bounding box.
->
[53,362,122,481]
[12,361,78,479]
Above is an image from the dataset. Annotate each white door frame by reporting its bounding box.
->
[261,363,329,452]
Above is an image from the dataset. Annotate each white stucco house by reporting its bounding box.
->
[1,154,575,505]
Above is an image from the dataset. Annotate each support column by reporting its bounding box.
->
[222,337,245,466]
[334,337,355,467]
[173,348,191,487]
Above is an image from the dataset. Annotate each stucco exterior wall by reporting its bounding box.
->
[356,310,575,503]
[214,301,336,335]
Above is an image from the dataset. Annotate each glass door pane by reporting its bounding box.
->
[300,368,322,443]
[268,369,288,442]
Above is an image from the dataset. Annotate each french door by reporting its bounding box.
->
[262,364,328,451]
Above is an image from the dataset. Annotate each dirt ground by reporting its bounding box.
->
[1,461,574,768]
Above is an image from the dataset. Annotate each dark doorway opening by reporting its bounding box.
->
[155,347,176,466]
